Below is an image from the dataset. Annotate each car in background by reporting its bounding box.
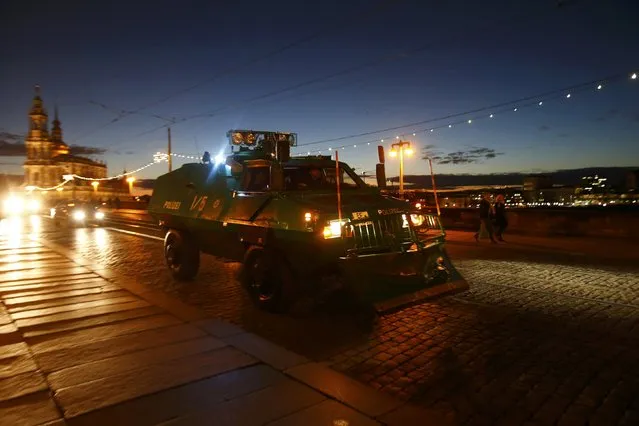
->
[50,201,105,227]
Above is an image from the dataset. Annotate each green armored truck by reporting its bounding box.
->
[148,130,468,313]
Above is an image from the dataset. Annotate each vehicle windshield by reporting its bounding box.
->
[283,165,362,191]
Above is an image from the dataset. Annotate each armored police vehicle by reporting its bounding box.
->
[148,130,467,313]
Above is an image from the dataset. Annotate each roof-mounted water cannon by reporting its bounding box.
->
[227,130,297,163]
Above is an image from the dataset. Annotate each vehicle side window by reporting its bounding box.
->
[242,167,270,192]
[325,168,359,189]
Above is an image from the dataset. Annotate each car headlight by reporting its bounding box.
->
[27,199,40,212]
[323,219,348,239]
[95,211,105,220]
[72,210,86,221]
[3,196,24,214]
[410,214,425,227]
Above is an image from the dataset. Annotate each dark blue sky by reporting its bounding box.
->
[1,0,637,178]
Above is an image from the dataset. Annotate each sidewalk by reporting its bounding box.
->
[444,229,639,262]
[0,236,445,425]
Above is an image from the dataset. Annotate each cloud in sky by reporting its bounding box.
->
[421,144,504,165]
[0,132,106,157]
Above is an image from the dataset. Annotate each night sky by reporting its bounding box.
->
[1,0,637,179]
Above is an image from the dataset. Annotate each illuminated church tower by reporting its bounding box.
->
[23,85,55,186]
[22,85,108,192]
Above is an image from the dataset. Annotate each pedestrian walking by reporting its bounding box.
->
[493,194,508,242]
[474,192,496,243]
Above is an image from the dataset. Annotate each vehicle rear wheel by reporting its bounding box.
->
[242,247,293,313]
[164,229,200,281]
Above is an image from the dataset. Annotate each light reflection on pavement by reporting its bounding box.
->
[0,215,42,247]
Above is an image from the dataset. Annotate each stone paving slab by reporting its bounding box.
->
[268,399,383,426]
[163,378,326,426]
[1,279,112,298]
[0,391,61,426]
[68,364,286,426]
[4,285,122,309]
[48,336,227,389]
[34,322,206,373]
[28,314,182,351]
[23,305,165,339]
[55,346,258,418]
[0,266,93,284]
[15,299,153,330]
[0,259,75,273]
[286,362,404,418]
[0,370,48,401]
[0,275,102,293]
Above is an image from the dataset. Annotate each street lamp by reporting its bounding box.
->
[389,140,413,196]
[126,176,135,193]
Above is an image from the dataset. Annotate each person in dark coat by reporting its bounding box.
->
[493,193,508,242]
[474,192,496,243]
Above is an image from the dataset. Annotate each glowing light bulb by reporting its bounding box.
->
[566,93,571,98]
[468,119,472,124]
[632,73,637,80]
[448,124,452,128]
[597,84,602,90]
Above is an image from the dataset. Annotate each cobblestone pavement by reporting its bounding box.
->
[39,222,639,425]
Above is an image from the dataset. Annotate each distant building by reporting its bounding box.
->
[626,170,639,191]
[523,175,552,191]
[576,174,608,195]
[22,85,128,201]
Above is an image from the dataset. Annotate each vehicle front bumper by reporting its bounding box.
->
[337,241,469,312]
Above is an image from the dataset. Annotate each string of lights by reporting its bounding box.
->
[290,71,638,156]
[26,179,73,192]
[68,161,160,182]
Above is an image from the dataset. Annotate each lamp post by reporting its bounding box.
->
[126,177,135,194]
[389,140,414,196]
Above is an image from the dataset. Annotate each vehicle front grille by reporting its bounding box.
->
[350,214,414,253]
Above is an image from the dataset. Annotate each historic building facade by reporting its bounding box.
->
[23,86,128,200]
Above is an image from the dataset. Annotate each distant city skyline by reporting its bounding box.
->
[1,0,638,179]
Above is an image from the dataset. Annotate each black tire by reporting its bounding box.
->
[242,247,293,313]
[164,229,200,281]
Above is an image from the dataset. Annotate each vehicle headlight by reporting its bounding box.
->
[323,219,348,239]
[73,210,86,221]
[3,196,24,214]
[410,214,425,227]
[95,211,105,220]
[27,199,40,212]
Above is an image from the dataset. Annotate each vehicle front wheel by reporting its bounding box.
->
[164,229,200,281]
[242,247,293,313]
